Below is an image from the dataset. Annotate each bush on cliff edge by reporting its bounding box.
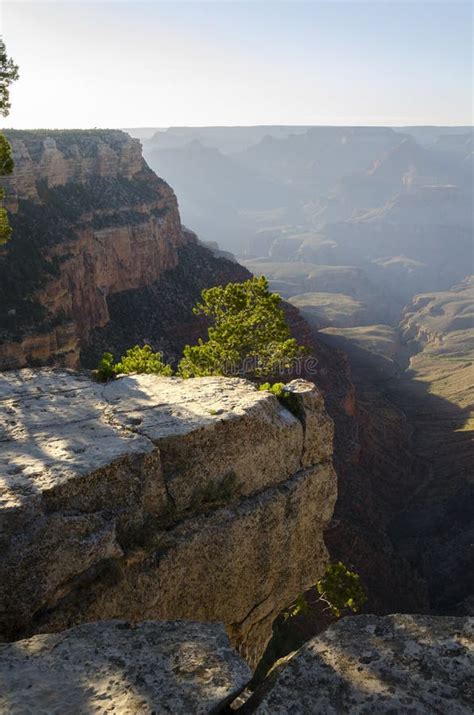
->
[178,276,304,379]
[96,277,303,383]
[96,344,173,381]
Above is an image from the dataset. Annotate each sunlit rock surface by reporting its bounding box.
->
[0,620,251,714]
[252,614,474,714]
[0,369,336,666]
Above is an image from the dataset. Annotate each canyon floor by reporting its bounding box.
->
[319,278,474,615]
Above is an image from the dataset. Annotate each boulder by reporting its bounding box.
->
[252,614,474,713]
[0,370,336,666]
[0,620,251,714]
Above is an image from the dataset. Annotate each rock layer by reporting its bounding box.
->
[0,370,336,666]
[0,620,251,714]
[0,130,187,369]
[251,614,474,714]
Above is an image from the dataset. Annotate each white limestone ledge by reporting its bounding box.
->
[0,369,336,663]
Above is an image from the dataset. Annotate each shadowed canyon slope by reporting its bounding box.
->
[320,278,474,615]
[391,279,474,611]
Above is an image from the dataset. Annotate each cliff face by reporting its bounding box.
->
[2,131,143,207]
[0,130,205,369]
[0,369,336,667]
[81,235,250,369]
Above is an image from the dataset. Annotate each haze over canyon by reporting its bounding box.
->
[0,0,472,709]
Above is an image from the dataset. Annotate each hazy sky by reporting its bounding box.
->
[1,0,472,129]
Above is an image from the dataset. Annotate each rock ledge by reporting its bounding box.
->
[0,620,251,714]
[0,370,336,666]
[252,614,474,714]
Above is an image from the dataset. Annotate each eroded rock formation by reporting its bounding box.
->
[0,130,248,370]
[0,369,336,666]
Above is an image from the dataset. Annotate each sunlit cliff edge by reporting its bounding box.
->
[0,370,336,668]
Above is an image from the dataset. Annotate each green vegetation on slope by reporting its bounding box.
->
[0,37,19,244]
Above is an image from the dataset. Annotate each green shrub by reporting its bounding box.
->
[96,352,116,382]
[115,344,173,376]
[96,344,173,380]
[178,276,303,379]
[284,561,367,621]
[316,561,367,618]
[259,381,303,419]
[259,382,286,398]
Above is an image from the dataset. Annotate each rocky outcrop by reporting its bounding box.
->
[2,614,472,714]
[0,620,251,714]
[0,369,336,666]
[249,614,474,713]
[2,131,144,209]
[400,276,474,355]
[0,130,247,371]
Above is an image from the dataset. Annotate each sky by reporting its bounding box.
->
[0,0,472,129]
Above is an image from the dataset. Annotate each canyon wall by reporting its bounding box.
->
[390,279,474,613]
[0,130,243,369]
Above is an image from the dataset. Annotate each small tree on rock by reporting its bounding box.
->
[178,276,303,379]
[285,561,367,620]
[0,37,19,245]
[316,561,367,617]
[115,344,173,376]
